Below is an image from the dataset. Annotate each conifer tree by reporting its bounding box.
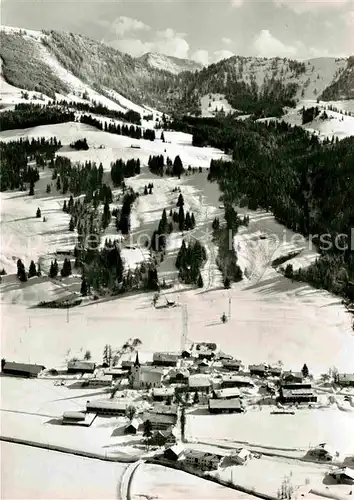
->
[301,363,309,378]
[144,185,148,195]
[197,273,204,288]
[80,275,88,296]
[56,176,61,191]
[60,258,72,278]
[46,184,51,194]
[29,179,34,196]
[178,205,185,231]
[36,207,41,218]
[176,193,184,207]
[28,260,37,278]
[173,155,184,177]
[63,200,67,212]
[69,217,75,231]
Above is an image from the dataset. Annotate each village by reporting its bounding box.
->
[2,339,354,496]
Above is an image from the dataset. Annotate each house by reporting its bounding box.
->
[208,398,244,414]
[229,448,251,465]
[281,382,312,390]
[164,444,185,461]
[153,352,178,367]
[85,375,112,387]
[336,374,354,387]
[124,418,142,434]
[152,387,175,402]
[130,353,164,389]
[1,361,46,378]
[221,375,255,389]
[282,371,303,384]
[150,429,176,446]
[62,411,86,425]
[268,366,282,377]
[121,360,134,371]
[329,467,354,484]
[308,443,336,462]
[168,368,189,384]
[184,450,223,471]
[86,399,133,416]
[105,368,128,380]
[197,360,210,373]
[249,364,268,377]
[144,413,177,430]
[280,388,317,404]
[218,351,233,361]
[212,387,241,399]
[197,350,215,361]
[222,359,242,371]
[152,404,178,416]
[188,374,211,393]
[67,361,96,374]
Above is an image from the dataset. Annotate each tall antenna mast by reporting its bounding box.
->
[181,304,188,352]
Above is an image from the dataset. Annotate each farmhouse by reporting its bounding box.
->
[268,366,282,377]
[280,387,317,404]
[197,350,215,361]
[208,398,244,414]
[188,374,211,392]
[105,368,128,380]
[152,404,178,416]
[124,418,142,434]
[121,360,134,371]
[152,387,175,401]
[197,360,210,373]
[168,368,189,384]
[85,375,112,387]
[308,443,336,462]
[282,371,303,384]
[144,413,177,430]
[86,399,133,416]
[67,361,96,374]
[329,468,354,484]
[221,375,255,389]
[229,448,251,465]
[221,359,242,371]
[150,429,176,446]
[153,352,178,367]
[212,388,241,399]
[249,364,268,377]
[1,361,45,378]
[336,373,354,387]
[184,450,223,471]
[164,444,185,461]
[62,411,86,425]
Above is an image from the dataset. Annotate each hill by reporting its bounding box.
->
[138,52,203,75]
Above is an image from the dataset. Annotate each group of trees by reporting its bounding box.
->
[302,106,320,124]
[0,137,61,191]
[148,155,185,177]
[110,158,140,186]
[0,103,75,132]
[70,138,89,150]
[16,259,41,282]
[78,115,155,141]
[48,258,72,278]
[176,239,207,286]
[55,99,142,125]
[51,157,105,197]
[204,115,354,300]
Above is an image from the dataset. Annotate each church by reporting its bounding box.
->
[129,353,165,389]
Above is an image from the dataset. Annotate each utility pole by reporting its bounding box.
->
[66,305,69,323]
[181,304,188,352]
[228,297,231,320]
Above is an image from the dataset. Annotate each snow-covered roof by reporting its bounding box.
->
[188,375,211,387]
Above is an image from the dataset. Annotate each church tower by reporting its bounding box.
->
[130,352,141,389]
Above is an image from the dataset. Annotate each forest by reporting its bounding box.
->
[0,103,75,131]
[203,116,354,300]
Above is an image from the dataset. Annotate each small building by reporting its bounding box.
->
[153,352,178,367]
[268,366,282,377]
[197,350,215,361]
[229,448,251,465]
[105,368,128,380]
[212,388,241,399]
[222,359,242,371]
[121,360,134,371]
[329,467,354,485]
[280,388,317,404]
[336,374,354,387]
[124,418,142,435]
[150,429,176,447]
[208,398,244,414]
[308,443,335,462]
[221,375,255,389]
[184,450,223,471]
[152,404,178,416]
[249,364,268,377]
[282,371,303,384]
[62,411,86,425]
[152,387,175,401]
[86,399,133,416]
[218,351,233,361]
[168,368,189,384]
[85,375,112,387]
[1,361,46,378]
[188,375,211,393]
[164,444,184,461]
[281,382,312,390]
[144,413,177,430]
[67,361,96,374]
[197,360,210,373]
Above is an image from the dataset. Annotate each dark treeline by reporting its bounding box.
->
[52,156,105,198]
[54,99,142,125]
[0,103,75,131]
[111,158,140,187]
[0,137,61,191]
[70,138,89,150]
[148,154,184,177]
[205,117,354,300]
[176,239,207,287]
[79,114,155,141]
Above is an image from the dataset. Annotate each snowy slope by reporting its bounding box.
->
[139,52,203,74]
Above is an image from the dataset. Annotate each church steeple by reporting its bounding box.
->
[134,352,140,367]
